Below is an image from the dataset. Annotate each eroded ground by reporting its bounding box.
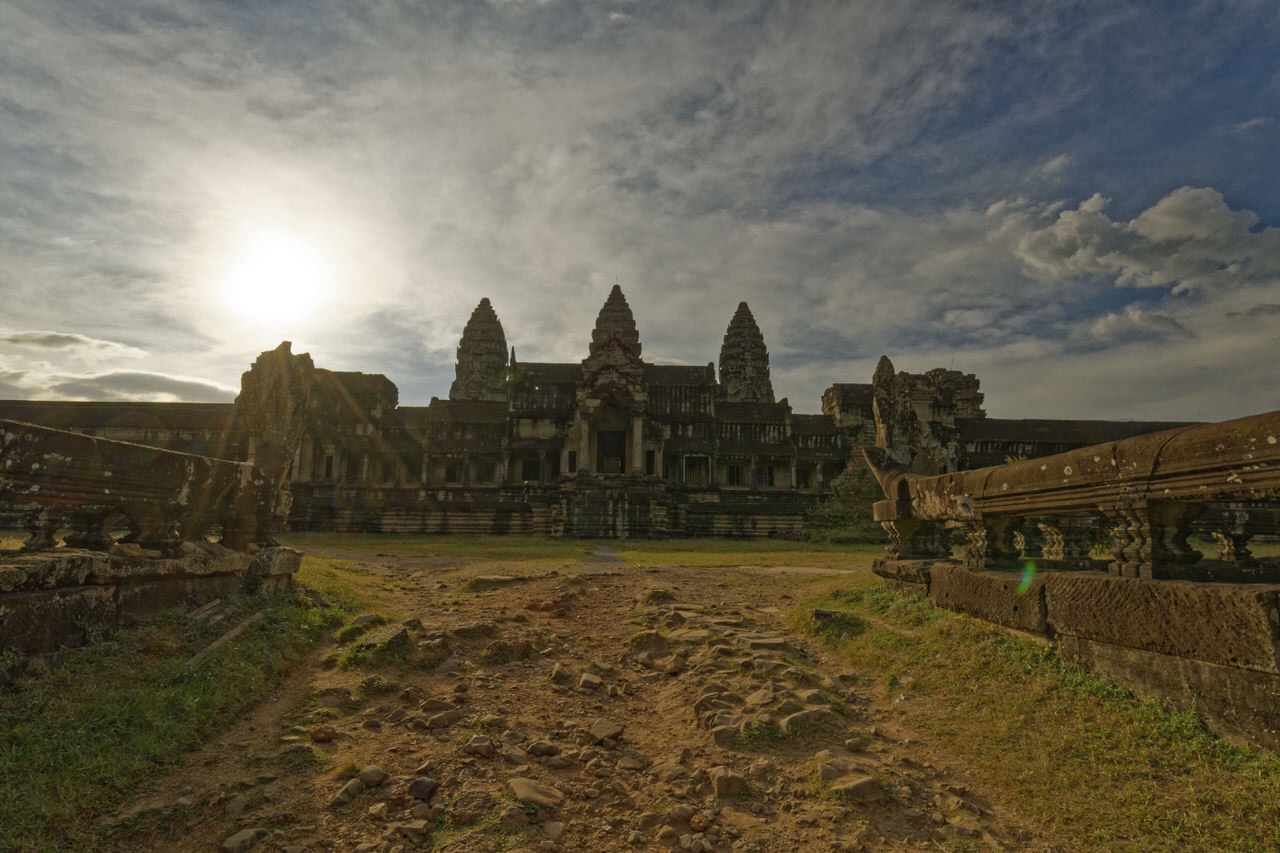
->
[109,545,1044,852]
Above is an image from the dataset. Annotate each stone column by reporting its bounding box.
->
[1212,510,1255,564]
[578,420,591,473]
[631,416,644,475]
[961,516,1021,570]
[882,518,950,559]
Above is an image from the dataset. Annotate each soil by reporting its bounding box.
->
[108,545,1049,852]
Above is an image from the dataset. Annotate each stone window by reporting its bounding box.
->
[475,459,497,483]
[445,461,459,484]
[725,464,743,487]
[686,456,710,486]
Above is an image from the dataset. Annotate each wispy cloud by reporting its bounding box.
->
[1233,116,1273,133]
[0,331,146,358]
[1014,187,1280,294]
[48,371,237,403]
[0,1,1278,422]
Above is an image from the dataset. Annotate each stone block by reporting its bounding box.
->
[871,558,941,587]
[929,563,1047,634]
[0,551,108,592]
[0,585,117,655]
[1043,573,1280,673]
[116,576,241,623]
[1057,634,1280,753]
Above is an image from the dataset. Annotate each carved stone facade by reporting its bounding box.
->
[449,297,509,403]
[346,287,850,536]
[1,288,1242,539]
[719,302,774,404]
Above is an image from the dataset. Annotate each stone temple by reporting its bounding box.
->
[0,286,1208,538]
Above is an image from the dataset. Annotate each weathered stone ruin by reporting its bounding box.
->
[0,343,314,664]
[0,294,1214,540]
[286,286,852,537]
[865,409,1280,750]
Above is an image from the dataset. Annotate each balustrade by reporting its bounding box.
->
[865,410,1280,579]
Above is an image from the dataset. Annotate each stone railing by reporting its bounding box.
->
[864,410,1280,579]
[1,419,275,554]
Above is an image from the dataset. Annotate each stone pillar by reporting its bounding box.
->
[961,516,1021,570]
[1037,515,1098,567]
[579,422,591,473]
[631,416,644,475]
[1212,510,1255,564]
[63,507,119,551]
[21,507,64,552]
[1103,501,1203,579]
[882,518,950,559]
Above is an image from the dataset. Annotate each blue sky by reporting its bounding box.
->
[1,0,1277,420]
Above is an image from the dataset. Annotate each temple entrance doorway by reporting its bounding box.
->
[597,430,626,474]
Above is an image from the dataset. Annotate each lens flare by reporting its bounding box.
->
[1017,561,1037,595]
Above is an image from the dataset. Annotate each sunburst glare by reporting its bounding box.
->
[216,225,338,327]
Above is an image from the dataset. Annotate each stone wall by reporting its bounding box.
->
[0,545,300,665]
[879,558,1280,751]
[0,343,315,670]
[863,408,1280,751]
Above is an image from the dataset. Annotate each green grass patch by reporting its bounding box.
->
[0,581,346,851]
[613,539,883,569]
[796,583,1280,851]
[279,532,591,562]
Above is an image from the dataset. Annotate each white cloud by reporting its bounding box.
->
[1032,153,1073,182]
[1015,187,1280,294]
[48,371,238,403]
[0,331,146,359]
[1232,116,1273,133]
[1084,306,1193,346]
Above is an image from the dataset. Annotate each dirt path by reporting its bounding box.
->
[109,547,1039,852]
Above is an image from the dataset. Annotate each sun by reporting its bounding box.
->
[217,226,337,325]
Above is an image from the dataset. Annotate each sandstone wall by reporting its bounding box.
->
[0,545,300,663]
[875,558,1280,752]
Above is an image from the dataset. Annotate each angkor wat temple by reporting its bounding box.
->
[0,286,1198,537]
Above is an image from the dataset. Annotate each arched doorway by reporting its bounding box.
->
[593,404,629,474]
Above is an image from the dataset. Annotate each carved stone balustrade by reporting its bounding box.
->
[1,419,274,554]
[865,410,1280,579]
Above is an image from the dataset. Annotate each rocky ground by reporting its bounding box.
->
[109,546,1040,852]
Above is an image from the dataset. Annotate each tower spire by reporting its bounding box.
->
[718,301,774,402]
[588,284,641,359]
[449,297,508,402]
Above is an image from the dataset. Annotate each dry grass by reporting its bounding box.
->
[795,581,1280,851]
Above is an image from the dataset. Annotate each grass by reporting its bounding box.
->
[280,532,591,562]
[0,558,352,852]
[795,582,1280,851]
[612,538,885,569]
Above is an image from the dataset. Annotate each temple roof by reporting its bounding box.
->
[514,362,582,384]
[0,400,236,430]
[644,364,717,385]
[589,285,641,359]
[719,301,774,403]
[717,401,790,422]
[791,414,840,435]
[959,418,1196,445]
[451,297,508,402]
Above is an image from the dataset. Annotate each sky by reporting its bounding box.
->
[1,0,1278,421]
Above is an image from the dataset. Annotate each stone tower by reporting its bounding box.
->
[449,297,509,402]
[718,301,774,403]
[589,284,642,358]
